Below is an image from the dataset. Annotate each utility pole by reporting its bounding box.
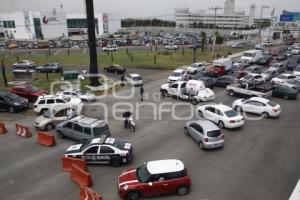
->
[85,0,100,86]
[210,6,222,58]
[258,5,270,44]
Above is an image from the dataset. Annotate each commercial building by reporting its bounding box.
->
[0,10,121,40]
[175,0,255,29]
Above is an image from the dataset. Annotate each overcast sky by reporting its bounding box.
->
[1,0,300,19]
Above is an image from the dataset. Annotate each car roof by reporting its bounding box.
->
[70,115,105,127]
[249,97,269,103]
[209,104,233,112]
[129,73,141,77]
[192,119,220,131]
[146,159,184,174]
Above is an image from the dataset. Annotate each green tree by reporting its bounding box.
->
[200,32,206,52]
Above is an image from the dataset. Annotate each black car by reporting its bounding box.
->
[272,85,298,100]
[243,65,264,74]
[214,75,238,87]
[0,91,29,113]
[287,59,298,70]
[64,135,133,166]
[276,53,288,61]
[104,64,126,74]
[256,56,272,65]
[36,63,63,73]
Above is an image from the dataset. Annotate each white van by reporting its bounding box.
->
[241,50,262,64]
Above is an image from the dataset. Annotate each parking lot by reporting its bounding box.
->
[1,58,300,200]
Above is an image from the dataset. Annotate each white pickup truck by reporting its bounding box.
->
[226,83,272,98]
[160,80,215,104]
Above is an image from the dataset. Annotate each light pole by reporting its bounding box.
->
[210,6,222,58]
[258,5,269,44]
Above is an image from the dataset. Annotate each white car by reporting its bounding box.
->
[232,97,281,118]
[102,45,118,51]
[165,44,178,50]
[125,74,143,86]
[292,47,300,55]
[186,62,205,74]
[239,73,264,84]
[271,74,297,84]
[168,69,186,82]
[57,89,96,102]
[294,66,300,77]
[197,104,244,129]
[33,95,82,114]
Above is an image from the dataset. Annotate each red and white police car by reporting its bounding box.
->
[117,159,192,200]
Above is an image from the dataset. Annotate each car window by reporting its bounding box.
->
[84,146,99,154]
[288,76,296,79]
[84,126,92,135]
[100,146,114,154]
[93,125,109,136]
[64,122,73,129]
[47,99,55,104]
[164,169,187,180]
[216,109,223,116]
[225,110,238,117]
[170,84,178,89]
[73,123,83,132]
[38,100,45,104]
[56,99,65,103]
[193,124,203,133]
[245,100,256,105]
[254,101,265,106]
[64,92,71,95]
[205,107,215,113]
[55,110,66,117]
[207,130,221,137]
[267,101,277,107]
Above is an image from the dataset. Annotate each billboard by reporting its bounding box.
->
[280,15,294,22]
[294,13,300,21]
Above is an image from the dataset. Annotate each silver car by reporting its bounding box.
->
[184,120,224,150]
[57,89,96,102]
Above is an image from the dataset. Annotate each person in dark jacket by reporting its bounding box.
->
[140,85,145,101]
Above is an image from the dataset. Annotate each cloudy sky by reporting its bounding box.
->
[1,0,300,19]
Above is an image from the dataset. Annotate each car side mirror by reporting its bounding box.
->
[148,182,153,186]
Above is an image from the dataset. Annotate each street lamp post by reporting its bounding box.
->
[210,6,222,58]
[259,5,270,44]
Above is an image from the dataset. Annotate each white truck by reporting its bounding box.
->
[160,80,215,104]
[241,49,262,64]
[226,83,272,98]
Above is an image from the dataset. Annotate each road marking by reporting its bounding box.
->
[54,50,61,55]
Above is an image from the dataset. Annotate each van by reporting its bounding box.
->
[208,58,232,76]
[241,50,262,64]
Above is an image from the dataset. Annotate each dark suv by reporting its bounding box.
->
[36,63,63,73]
[104,64,126,74]
[0,91,29,113]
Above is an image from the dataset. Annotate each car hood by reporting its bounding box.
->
[35,114,50,125]
[168,76,181,81]
[118,169,139,187]
[65,144,83,154]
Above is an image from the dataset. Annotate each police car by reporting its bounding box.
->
[65,135,133,167]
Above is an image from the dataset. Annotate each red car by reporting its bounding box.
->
[118,159,192,200]
[208,66,226,77]
[9,84,47,102]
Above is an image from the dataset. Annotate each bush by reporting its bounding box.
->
[216,35,224,44]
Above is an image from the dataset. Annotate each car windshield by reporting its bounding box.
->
[170,72,181,77]
[133,76,142,81]
[263,70,272,75]
[136,165,152,183]
[111,139,127,150]
[76,90,87,95]
[4,93,19,101]
[207,130,221,137]
[63,98,70,102]
[243,53,254,57]
[272,64,280,68]
[267,101,277,107]
[277,75,286,79]
[93,125,109,136]
[225,110,238,117]
[287,80,299,84]
[43,110,53,118]
[244,75,253,80]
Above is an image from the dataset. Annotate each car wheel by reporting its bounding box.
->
[177,186,189,196]
[261,112,269,118]
[161,90,167,97]
[235,106,242,113]
[218,121,225,129]
[284,95,289,100]
[57,131,65,139]
[198,110,203,118]
[45,123,54,131]
[191,98,198,105]
[131,125,135,132]
[41,109,48,114]
[228,90,235,96]
[9,107,15,113]
[184,127,189,136]
[111,159,121,167]
[127,191,140,200]
[199,141,205,150]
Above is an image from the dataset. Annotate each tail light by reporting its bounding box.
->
[204,138,208,142]
[229,120,236,123]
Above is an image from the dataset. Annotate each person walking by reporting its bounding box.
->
[121,75,125,86]
[140,85,145,101]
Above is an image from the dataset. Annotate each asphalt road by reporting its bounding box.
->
[0,63,300,200]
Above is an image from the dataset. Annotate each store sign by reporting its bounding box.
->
[293,13,300,21]
[280,15,294,22]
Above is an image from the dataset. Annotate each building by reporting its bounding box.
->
[0,10,121,40]
[175,0,255,29]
